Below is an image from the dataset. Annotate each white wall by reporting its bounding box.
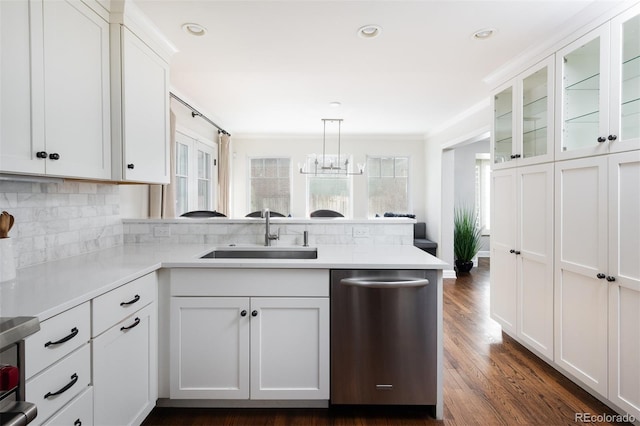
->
[230,134,427,219]
[453,139,490,252]
[424,102,491,270]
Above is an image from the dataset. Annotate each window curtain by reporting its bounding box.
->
[218,132,231,216]
[149,110,177,218]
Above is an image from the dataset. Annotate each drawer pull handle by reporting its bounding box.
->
[74,420,81,426]
[120,317,140,332]
[120,294,140,306]
[44,327,79,347]
[44,373,78,399]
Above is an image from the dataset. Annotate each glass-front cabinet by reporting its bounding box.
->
[491,56,554,170]
[557,4,640,160]
[611,5,640,153]
[492,85,514,167]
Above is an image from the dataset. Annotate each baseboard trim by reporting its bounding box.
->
[443,269,457,279]
[157,398,329,408]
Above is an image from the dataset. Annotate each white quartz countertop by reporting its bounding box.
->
[0,243,447,321]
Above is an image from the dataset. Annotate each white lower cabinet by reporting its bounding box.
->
[170,297,250,399]
[250,297,329,400]
[555,156,609,395]
[491,163,554,360]
[92,272,158,426]
[93,303,157,426]
[24,303,92,426]
[26,344,91,425]
[42,387,93,426]
[169,268,330,402]
[170,296,329,401]
[607,151,640,420]
[555,151,640,404]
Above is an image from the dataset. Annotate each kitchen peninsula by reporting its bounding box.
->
[0,241,447,425]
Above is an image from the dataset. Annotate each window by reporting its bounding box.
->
[249,158,291,214]
[367,156,409,217]
[305,154,352,217]
[475,153,491,234]
[175,131,217,216]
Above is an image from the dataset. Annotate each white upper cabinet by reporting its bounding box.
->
[609,5,640,153]
[38,0,111,179]
[491,56,555,170]
[0,0,110,179]
[0,0,40,174]
[111,25,170,184]
[557,4,640,160]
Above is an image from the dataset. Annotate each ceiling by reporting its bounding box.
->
[133,0,619,137]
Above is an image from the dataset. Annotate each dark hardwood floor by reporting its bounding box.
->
[142,259,627,425]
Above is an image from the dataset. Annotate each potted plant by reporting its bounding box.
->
[453,206,481,274]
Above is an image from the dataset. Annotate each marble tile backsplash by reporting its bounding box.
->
[0,180,122,268]
[123,220,414,247]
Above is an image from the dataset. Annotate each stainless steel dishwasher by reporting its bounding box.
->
[331,269,437,406]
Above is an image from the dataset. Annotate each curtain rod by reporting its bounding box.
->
[170,92,230,136]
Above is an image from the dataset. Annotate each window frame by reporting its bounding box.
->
[304,153,354,218]
[365,155,412,218]
[174,128,218,216]
[247,156,292,216]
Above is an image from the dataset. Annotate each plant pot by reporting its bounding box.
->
[455,260,473,274]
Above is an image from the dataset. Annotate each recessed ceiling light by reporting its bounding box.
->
[357,25,383,39]
[329,101,342,108]
[182,23,207,37]
[472,28,496,40]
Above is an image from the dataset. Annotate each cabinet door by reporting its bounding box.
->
[490,169,517,332]
[120,27,170,183]
[519,56,555,167]
[608,151,640,419]
[609,5,640,153]
[93,303,157,426]
[554,156,608,395]
[38,0,110,179]
[491,82,517,169]
[170,297,249,399]
[0,0,44,174]
[517,164,554,360]
[250,298,329,400]
[556,24,611,161]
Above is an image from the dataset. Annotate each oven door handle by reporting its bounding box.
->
[44,373,78,399]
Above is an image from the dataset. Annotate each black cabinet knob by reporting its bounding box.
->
[514,250,521,255]
[127,164,135,169]
[597,273,606,279]
[240,310,247,317]
[597,136,607,143]
[251,310,258,317]
[608,135,617,141]
[510,155,516,159]
[49,153,60,160]
[514,154,521,159]
[606,276,616,282]
[36,151,48,159]
[509,249,516,254]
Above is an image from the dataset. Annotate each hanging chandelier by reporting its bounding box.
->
[299,119,365,176]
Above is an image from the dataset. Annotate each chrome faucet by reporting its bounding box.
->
[262,208,279,246]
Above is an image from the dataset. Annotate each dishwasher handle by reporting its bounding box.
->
[340,277,429,288]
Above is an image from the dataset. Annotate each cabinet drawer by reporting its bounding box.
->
[42,386,93,426]
[92,272,157,337]
[26,344,91,425]
[25,302,90,379]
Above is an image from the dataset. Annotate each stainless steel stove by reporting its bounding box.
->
[0,317,40,426]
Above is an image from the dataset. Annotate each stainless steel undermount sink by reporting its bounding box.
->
[200,247,318,259]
